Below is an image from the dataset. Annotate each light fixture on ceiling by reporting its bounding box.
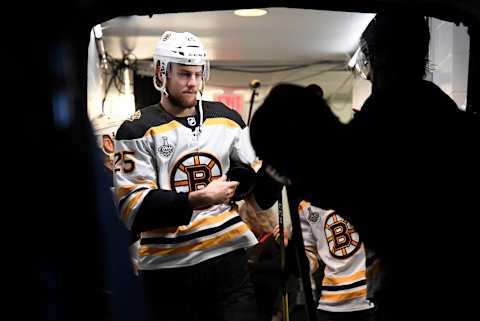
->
[93,24,108,70]
[233,9,268,17]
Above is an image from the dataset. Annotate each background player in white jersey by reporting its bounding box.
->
[298,202,375,321]
[91,113,126,184]
[91,113,141,272]
[113,31,260,321]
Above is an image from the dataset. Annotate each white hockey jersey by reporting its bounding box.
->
[299,201,374,312]
[113,101,258,269]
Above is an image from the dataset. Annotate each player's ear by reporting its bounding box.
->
[102,135,114,154]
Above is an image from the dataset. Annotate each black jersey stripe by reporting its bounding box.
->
[140,215,242,245]
[321,279,366,291]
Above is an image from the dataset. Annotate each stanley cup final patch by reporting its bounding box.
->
[307,207,320,223]
[158,136,175,158]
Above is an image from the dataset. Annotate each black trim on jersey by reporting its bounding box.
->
[116,104,175,140]
[132,189,193,234]
[175,113,200,131]
[321,279,366,291]
[203,101,246,129]
[140,215,242,245]
[116,101,246,140]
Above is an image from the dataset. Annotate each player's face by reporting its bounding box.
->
[166,63,203,108]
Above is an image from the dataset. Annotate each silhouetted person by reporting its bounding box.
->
[306,83,324,99]
[250,9,479,321]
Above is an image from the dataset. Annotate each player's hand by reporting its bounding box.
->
[204,175,239,205]
[272,224,289,247]
[189,175,239,209]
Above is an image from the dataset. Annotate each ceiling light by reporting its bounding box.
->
[233,9,268,17]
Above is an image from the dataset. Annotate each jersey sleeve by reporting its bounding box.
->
[113,133,192,232]
[231,124,257,166]
[299,201,320,273]
[113,135,157,230]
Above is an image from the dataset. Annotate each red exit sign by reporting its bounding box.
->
[215,95,244,113]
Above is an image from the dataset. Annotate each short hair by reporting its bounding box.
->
[360,10,430,79]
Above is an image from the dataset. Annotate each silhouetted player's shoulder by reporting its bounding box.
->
[420,80,460,112]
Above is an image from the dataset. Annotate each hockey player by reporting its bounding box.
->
[91,112,141,271]
[91,113,127,183]
[113,31,259,321]
[298,202,375,321]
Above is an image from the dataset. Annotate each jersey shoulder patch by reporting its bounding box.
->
[116,104,174,140]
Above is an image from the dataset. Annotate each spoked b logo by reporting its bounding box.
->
[170,152,222,192]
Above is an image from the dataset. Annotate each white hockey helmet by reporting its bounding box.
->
[90,113,126,153]
[153,31,210,93]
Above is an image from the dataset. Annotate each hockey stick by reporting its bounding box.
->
[278,196,289,321]
[286,187,317,321]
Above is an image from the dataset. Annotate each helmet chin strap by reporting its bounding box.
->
[198,81,205,128]
[153,75,169,97]
[161,84,169,97]
[198,92,204,129]
[189,91,204,148]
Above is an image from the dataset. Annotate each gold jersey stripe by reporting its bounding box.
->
[117,184,137,199]
[320,288,367,302]
[143,118,240,138]
[139,223,249,256]
[145,121,181,137]
[121,190,147,222]
[116,181,156,200]
[203,118,240,128]
[322,270,366,285]
[143,210,238,235]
